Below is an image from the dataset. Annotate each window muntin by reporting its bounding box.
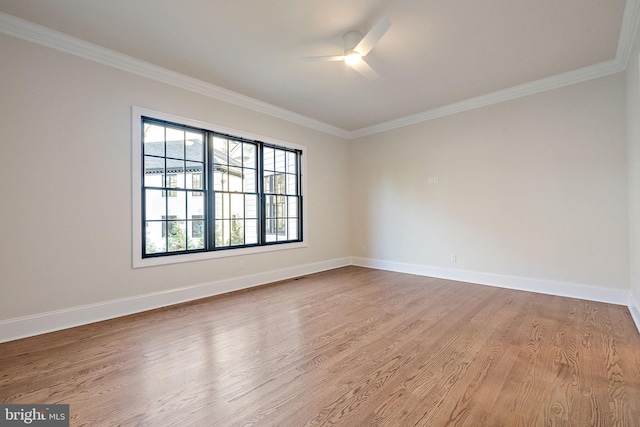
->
[141,117,302,258]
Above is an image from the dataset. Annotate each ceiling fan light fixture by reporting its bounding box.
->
[298,17,391,80]
[344,50,362,66]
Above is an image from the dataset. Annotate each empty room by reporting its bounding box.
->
[1,1,640,426]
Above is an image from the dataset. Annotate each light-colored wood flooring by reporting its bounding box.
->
[1,266,639,426]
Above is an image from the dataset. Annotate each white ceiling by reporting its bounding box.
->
[0,0,633,135]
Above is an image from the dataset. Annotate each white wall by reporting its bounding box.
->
[0,33,350,321]
[350,74,629,292]
[627,20,640,313]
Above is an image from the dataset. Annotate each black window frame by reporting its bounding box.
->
[141,116,303,259]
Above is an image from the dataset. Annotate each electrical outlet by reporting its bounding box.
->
[361,246,366,254]
[238,260,245,269]
[450,254,457,262]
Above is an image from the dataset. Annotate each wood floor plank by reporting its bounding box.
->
[1,266,639,426]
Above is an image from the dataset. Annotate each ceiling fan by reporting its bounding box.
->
[298,16,392,80]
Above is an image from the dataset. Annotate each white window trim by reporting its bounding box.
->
[131,106,308,268]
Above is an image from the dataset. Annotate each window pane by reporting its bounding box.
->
[286,174,297,195]
[281,196,288,220]
[167,160,185,189]
[244,143,256,168]
[245,219,258,244]
[265,195,276,219]
[277,219,288,241]
[188,193,204,218]
[167,192,186,219]
[230,193,244,218]
[167,221,186,252]
[245,195,257,218]
[228,167,243,192]
[186,163,203,188]
[215,220,229,247]
[166,128,184,158]
[287,151,296,174]
[230,219,244,246]
[185,131,204,161]
[143,124,165,156]
[188,221,205,249]
[277,196,286,218]
[287,197,298,218]
[275,149,286,172]
[275,174,285,195]
[166,128,185,159]
[229,140,242,165]
[213,137,227,164]
[144,156,164,188]
[190,173,203,191]
[165,174,178,196]
[145,221,166,254]
[243,169,256,192]
[215,193,230,219]
[263,171,273,193]
[264,147,274,171]
[265,219,277,242]
[213,169,228,191]
[145,189,165,220]
[289,219,298,240]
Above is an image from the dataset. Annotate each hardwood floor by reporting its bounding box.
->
[1,266,639,426]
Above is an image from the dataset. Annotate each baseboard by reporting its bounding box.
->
[0,257,350,343]
[629,292,640,334]
[351,257,630,306]
[2,256,635,344]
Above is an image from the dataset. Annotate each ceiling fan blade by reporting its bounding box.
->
[298,55,345,62]
[354,16,391,56]
[349,59,379,80]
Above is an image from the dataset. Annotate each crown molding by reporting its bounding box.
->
[0,12,351,139]
[617,0,640,68]
[349,59,625,138]
[1,1,639,140]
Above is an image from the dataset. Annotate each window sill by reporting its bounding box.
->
[133,241,308,268]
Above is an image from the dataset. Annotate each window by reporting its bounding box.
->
[138,114,303,262]
[263,147,300,242]
[212,136,258,248]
